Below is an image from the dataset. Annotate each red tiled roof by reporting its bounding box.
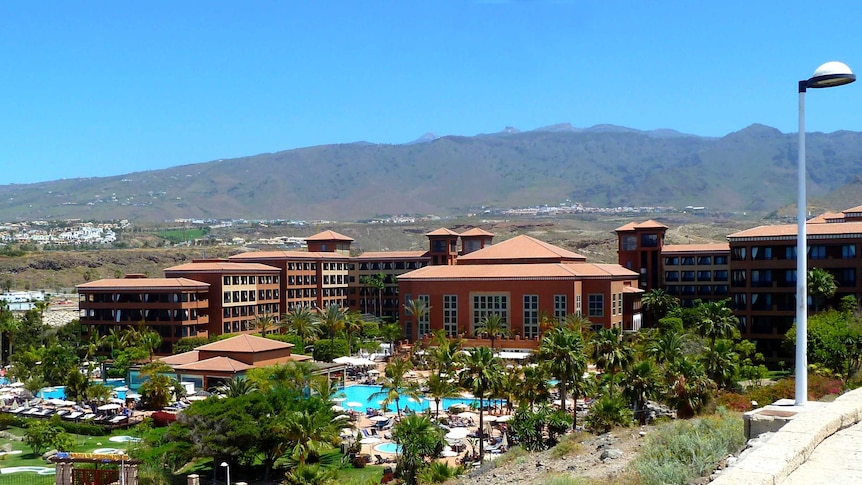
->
[173,356,254,372]
[843,205,862,214]
[728,221,862,239]
[808,211,844,224]
[304,230,354,242]
[195,334,294,353]
[459,228,495,237]
[77,278,210,291]
[615,219,669,232]
[456,235,586,263]
[353,251,429,259]
[398,262,637,280]
[164,261,281,273]
[229,251,348,261]
[662,243,730,253]
[426,228,460,236]
[622,286,644,293]
[158,351,201,366]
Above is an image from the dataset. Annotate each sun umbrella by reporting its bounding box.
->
[331,404,344,411]
[97,403,121,411]
[369,415,390,422]
[359,437,381,444]
[457,411,478,419]
[501,433,508,448]
[450,403,470,410]
[483,415,497,423]
[346,401,363,408]
[333,356,354,364]
[445,428,469,440]
[496,415,512,422]
[332,397,347,403]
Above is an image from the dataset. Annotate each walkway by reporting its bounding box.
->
[710,387,862,484]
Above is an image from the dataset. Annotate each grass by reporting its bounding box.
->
[156,228,207,244]
[335,465,385,485]
[630,409,746,485]
[0,425,143,471]
[549,433,586,459]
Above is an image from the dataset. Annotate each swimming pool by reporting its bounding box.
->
[374,442,401,454]
[339,384,479,413]
[38,379,129,401]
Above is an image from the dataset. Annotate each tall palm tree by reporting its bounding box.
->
[282,408,342,465]
[360,273,387,317]
[645,329,686,367]
[474,313,509,351]
[537,326,588,428]
[139,329,162,361]
[343,311,364,356]
[427,329,461,379]
[808,267,838,312]
[590,327,634,399]
[217,375,259,397]
[255,315,276,336]
[314,304,346,345]
[392,414,445,485]
[380,322,403,355]
[694,299,739,349]
[0,303,21,365]
[369,356,420,415]
[623,359,661,424]
[425,373,458,418]
[281,306,320,350]
[404,297,430,340]
[457,346,502,460]
[518,364,550,408]
[642,288,680,327]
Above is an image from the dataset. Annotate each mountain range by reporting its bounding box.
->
[3,123,862,222]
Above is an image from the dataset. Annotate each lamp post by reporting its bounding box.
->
[796,61,855,406]
[220,461,230,485]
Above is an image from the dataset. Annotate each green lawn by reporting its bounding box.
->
[336,465,386,485]
[156,228,206,244]
[0,426,143,472]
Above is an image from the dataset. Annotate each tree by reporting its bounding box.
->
[809,267,838,312]
[457,346,502,460]
[24,420,61,456]
[392,415,444,485]
[254,315,276,336]
[284,464,336,485]
[517,364,550,408]
[139,328,162,362]
[360,272,387,317]
[281,306,320,350]
[642,288,680,327]
[426,329,461,379]
[786,309,862,382]
[315,304,347,345]
[537,326,588,428]
[590,327,634,399]
[282,407,343,465]
[369,356,420,415]
[474,313,509,351]
[216,376,259,397]
[666,356,715,418]
[425,373,458,418]
[404,297,430,339]
[380,321,404,352]
[139,362,183,410]
[622,360,661,424]
[343,310,364,356]
[692,299,739,383]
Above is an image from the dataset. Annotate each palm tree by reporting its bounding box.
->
[282,408,342,465]
[404,297,430,340]
[392,414,445,485]
[642,288,680,327]
[457,346,502,460]
[315,304,347,345]
[694,299,739,349]
[517,364,550,408]
[369,356,420,415]
[667,356,715,419]
[645,329,686,367]
[380,321,404,354]
[255,315,276,336]
[138,361,182,410]
[623,359,661,424]
[809,267,838,312]
[139,328,162,361]
[590,327,634,399]
[281,306,320,350]
[427,329,461,379]
[284,464,336,485]
[216,375,259,397]
[0,303,20,365]
[537,326,588,428]
[495,364,521,414]
[343,311,364,356]
[425,373,458,418]
[360,273,387,317]
[474,313,509,351]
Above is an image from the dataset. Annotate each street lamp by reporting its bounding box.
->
[796,61,855,406]
[220,461,230,485]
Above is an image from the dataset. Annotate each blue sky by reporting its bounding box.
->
[2,1,862,184]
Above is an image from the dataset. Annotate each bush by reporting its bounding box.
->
[172,337,209,354]
[549,433,584,459]
[151,411,178,427]
[313,338,349,362]
[0,413,23,430]
[632,409,745,485]
[265,333,305,349]
[716,392,752,412]
[584,395,633,434]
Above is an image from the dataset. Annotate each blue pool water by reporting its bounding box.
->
[38,379,129,401]
[339,384,479,413]
[374,442,402,454]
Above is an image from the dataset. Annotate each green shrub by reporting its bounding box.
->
[549,433,584,459]
[265,333,305,348]
[0,413,23,430]
[632,409,745,485]
[172,337,209,354]
[584,395,633,434]
[313,338,349,362]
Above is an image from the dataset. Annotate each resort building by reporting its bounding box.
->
[349,250,429,321]
[398,234,642,346]
[77,275,211,352]
[163,260,282,337]
[660,243,731,307]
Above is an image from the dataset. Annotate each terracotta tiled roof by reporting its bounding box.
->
[456,234,586,263]
[459,228,495,237]
[353,251,429,259]
[163,261,281,273]
[615,219,669,232]
[843,205,862,214]
[622,286,644,293]
[398,263,637,280]
[304,230,354,242]
[158,351,200,366]
[808,212,844,224]
[77,278,210,291]
[229,251,348,261]
[728,221,862,239]
[426,228,460,236]
[662,243,730,254]
[173,356,254,372]
[194,334,294,353]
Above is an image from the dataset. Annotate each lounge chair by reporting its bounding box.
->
[81,413,96,421]
[63,411,83,420]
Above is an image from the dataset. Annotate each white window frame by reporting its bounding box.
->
[523,295,539,339]
[443,295,458,337]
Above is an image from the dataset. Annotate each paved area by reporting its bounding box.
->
[780,420,862,484]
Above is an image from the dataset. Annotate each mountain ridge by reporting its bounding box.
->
[3,123,862,222]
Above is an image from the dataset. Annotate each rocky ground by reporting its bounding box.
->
[454,427,650,485]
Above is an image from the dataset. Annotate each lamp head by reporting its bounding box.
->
[220,462,229,468]
[807,61,856,89]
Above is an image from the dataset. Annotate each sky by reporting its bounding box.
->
[3,1,862,184]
